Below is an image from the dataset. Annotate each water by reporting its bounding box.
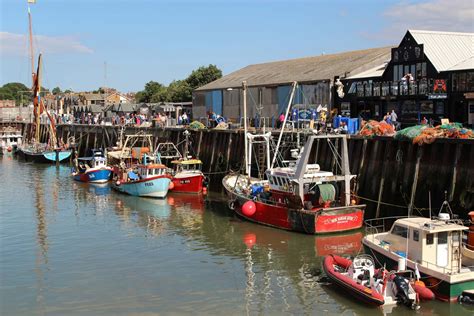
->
[0,156,470,315]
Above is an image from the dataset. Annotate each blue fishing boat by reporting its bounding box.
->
[72,149,113,183]
[111,134,172,198]
[113,161,171,198]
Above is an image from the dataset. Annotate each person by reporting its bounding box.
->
[182,112,188,125]
[278,112,285,128]
[390,110,399,130]
[384,112,392,125]
[421,116,428,125]
[340,121,348,134]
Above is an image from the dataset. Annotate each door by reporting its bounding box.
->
[437,232,448,267]
[211,90,223,116]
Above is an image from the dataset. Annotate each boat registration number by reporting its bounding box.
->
[145,182,154,186]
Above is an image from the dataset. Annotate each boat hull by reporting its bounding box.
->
[171,173,204,194]
[18,148,72,163]
[229,192,364,234]
[323,255,385,306]
[73,167,113,183]
[363,242,474,302]
[113,176,171,198]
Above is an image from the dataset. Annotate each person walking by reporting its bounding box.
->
[390,109,399,130]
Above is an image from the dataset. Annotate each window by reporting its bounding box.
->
[413,230,419,242]
[373,82,381,96]
[421,63,427,77]
[416,63,422,79]
[365,81,373,97]
[393,65,399,82]
[348,82,357,94]
[392,225,408,238]
[410,64,416,77]
[438,232,448,244]
[468,72,474,91]
[426,233,434,245]
[452,73,458,92]
[459,72,467,91]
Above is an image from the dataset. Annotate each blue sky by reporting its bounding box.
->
[1,0,472,92]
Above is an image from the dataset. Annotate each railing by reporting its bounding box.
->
[353,78,447,98]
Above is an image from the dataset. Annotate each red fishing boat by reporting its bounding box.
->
[223,134,365,234]
[157,131,207,194]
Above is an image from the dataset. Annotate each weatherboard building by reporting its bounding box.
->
[193,30,474,127]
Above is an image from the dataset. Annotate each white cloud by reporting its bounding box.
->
[385,0,474,32]
[361,0,474,43]
[0,32,93,56]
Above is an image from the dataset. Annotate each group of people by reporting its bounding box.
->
[383,110,400,130]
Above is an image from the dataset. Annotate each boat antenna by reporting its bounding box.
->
[271,81,297,169]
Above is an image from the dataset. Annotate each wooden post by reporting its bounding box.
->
[449,143,462,201]
[408,146,423,216]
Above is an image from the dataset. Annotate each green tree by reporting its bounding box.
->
[64,89,73,94]
[167,80,192,102]
[52,86,62,95]
[0,82,30,106]
[137,81,166,103]
[185,64,222,89]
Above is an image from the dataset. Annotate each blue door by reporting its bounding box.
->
[211,90,223,116]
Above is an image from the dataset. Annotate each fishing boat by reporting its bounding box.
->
[17,4,71,163]
[363,205,474,301]
[0,126,22,154]
[323,254,425,309]
[72,149,113,183]
[223,81,365,234]
[169,131,207,194]
[111,134,172,198]
[223,134,365,234]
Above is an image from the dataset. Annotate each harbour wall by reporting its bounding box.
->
[8,122,474,219]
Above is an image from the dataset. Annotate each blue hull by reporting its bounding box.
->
[73,168,112,183]
[114,177,171,198]
[44,150,72,162]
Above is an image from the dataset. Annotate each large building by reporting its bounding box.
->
[339,30,474,126]
[194,30,474,126]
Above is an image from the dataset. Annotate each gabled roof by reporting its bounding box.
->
[409,30,474,72]
[82,93,106,101]
[346,62,389,79]
[196,46,393,91]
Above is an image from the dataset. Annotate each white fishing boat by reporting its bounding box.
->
[363,204,474,301]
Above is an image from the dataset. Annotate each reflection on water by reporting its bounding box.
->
[0,157,470,316]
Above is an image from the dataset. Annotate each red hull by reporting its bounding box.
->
[233,196,364,234]
[171,174,204,194]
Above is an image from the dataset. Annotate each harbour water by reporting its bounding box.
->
[0,156,470,315]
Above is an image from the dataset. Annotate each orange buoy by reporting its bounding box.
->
[202,187,207,195]
[169,181,175,190]
[242,200,256,217]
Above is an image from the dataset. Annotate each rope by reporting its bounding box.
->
[353,193,431,211]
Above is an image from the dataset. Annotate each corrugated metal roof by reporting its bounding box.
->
[447,56,474,71]
[346,62,389,79]
[409,30,474,72]
[196,47,393,91]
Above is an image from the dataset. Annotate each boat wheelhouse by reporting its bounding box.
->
[72,149,113,183]
[363,216,474,301]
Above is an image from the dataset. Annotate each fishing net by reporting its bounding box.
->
[189,121,206,129]
[396,123,474,145]
[358,120,395,137]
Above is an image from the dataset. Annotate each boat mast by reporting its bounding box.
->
[271,81,297,169]
[242,81,250,176]
[28,5,35,87]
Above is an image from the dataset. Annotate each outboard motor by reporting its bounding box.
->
[393,276,416,309]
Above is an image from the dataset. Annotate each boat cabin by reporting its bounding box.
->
[135,164,168,179]
[381,217,467,273]
[171,159,202,173]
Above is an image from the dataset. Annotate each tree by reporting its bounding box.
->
[64,89,73,94]
[52,87,62,95]
[167,80,192,102]
[137,81,166,103]
[185,64,222,89]
[0,82,30,106]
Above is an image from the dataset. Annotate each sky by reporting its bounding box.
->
[0,0,473,93]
